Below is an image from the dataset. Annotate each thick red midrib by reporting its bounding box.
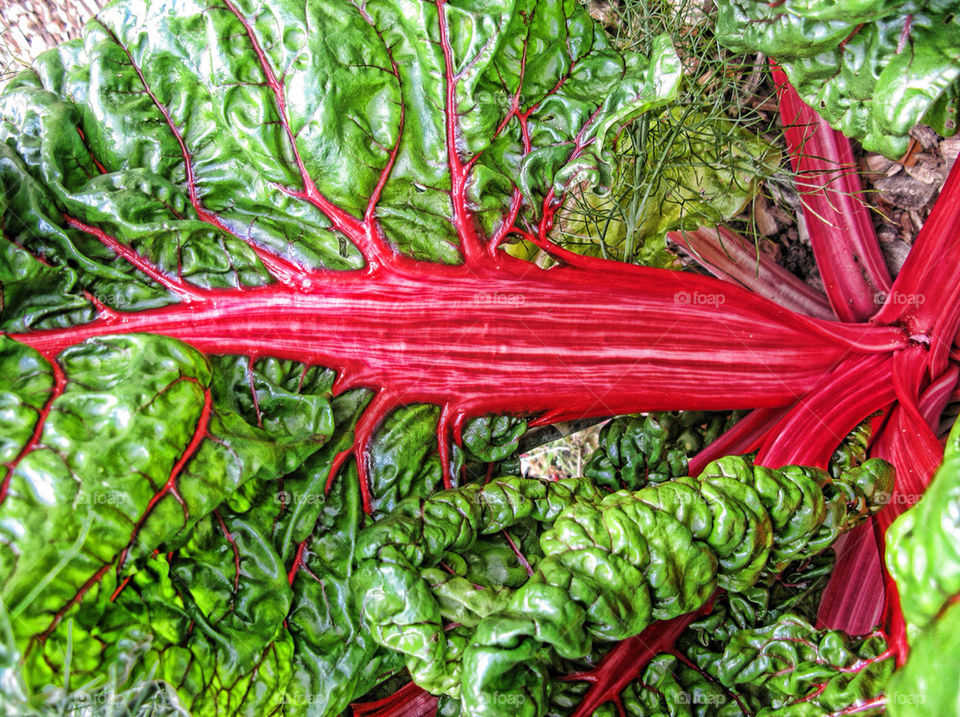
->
[11,266,906,416]
[669,227,835,321]
[772,65,891,323]
[756,353,897,468]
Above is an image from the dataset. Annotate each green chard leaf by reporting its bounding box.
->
[549,553,885,717]
[0,337,341,710]
[886,418,960,631]
[351,456,892,714]
[0,338,464,714]
[0,0,919,713]
[584,411,741,490]
[716,0,960,157]
[885,601,960,716]
[0,0,681,318]
[884,418,960,715]
[613,614,891,717]
[0,0,687,709]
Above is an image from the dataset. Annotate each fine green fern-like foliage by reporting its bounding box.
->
[507,0,782,268]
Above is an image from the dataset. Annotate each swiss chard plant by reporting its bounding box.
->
[1,0,960,715]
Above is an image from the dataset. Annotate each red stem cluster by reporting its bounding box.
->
[358,74,960,717]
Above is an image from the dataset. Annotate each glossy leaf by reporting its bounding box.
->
[717,0,960,157]
[351,457,891,714]
[885,418,960,632]
[1,0,956,713]
[886,601,960,716]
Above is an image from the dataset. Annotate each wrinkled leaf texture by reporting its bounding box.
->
[716,0,960,157]
[0,0,685,713]
[884,418,960,714]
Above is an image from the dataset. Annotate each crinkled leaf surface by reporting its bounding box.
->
[612,614,891,716]
[0,0,926,712]
[0,0,681,319]
[716,0,960,157]
[0,0,689,712]
[0,336,348,707]
[345,456,889,713]
[583,411,739,490]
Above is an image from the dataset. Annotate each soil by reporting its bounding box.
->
[862,127,960,275]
